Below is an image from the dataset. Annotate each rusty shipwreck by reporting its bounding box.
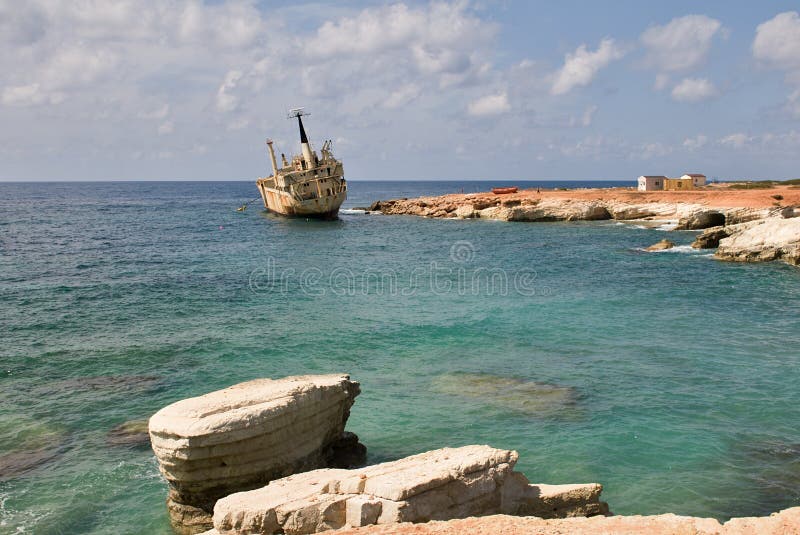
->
[256,108,347,219]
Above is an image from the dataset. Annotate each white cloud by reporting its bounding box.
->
[671,77,718,102]
[719,133,750,148]
[787,90,800,119]
[753,8,800,116]
[654,73,670,91]
[1,83,63,106]
[383,84,421,109]
[569,104,597,127]
[177,1,264,49]
[581,105,597,126]
[550,38,625,95]
[753,12,800,77]
[157,121,174,136]
[638,142,673,160]
[467,91,511,116]
[717,131,800,152]
[305,2,496,88]
[641,15,724,73]
[227,117,251,131]
[683,134,708,150]
[216,70,242,113]
[139,104,170,120]
[752,12,800,118]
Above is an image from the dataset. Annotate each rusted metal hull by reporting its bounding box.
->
[256,182,346,220]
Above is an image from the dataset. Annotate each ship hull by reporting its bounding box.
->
[257,184,346,220]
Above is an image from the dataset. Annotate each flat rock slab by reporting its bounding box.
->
[208,445,607,535]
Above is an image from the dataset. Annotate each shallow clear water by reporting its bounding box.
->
[1,181,799,533]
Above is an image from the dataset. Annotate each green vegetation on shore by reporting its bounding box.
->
[727,179,800,189]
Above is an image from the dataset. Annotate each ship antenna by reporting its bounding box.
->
[288,107,316,168]
[288,107,310,143]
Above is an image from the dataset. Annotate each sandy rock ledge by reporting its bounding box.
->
[329,508,800,535]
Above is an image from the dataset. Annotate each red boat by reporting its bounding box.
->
[491,187,518,195]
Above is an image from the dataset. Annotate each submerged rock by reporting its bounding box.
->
[645,239,676,251]
[0,416,68,481]
[106,419,150,448]
[205,445,608,535]
[431,373,579,417]
[31,374,161,398]
[732,440,800,517]
[149,374,365,534]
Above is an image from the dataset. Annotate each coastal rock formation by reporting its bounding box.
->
[372,194,753,225]
[477,200,611,222]
[605,202,679,220]
[721,207,773,225]
[675,210,726,230]
[692,226,730,249]
[149,374,365,534]
[715,218,800,265]
[203,445,608,535]
[368,188,800,267]
[331,507,800,534]
[645,239,676,251]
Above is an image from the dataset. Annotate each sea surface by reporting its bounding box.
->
[1,180,799,534]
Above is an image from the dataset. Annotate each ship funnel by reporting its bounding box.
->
[265,139,278,175]
[289,107,316,169]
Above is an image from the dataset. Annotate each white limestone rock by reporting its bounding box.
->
[453,205,476,219]
[715,217,800,266]
[149,374,363,534]
[209,445,608,535]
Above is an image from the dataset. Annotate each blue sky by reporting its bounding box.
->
[1,0,799,181]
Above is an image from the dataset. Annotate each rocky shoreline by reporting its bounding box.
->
[147,375,800,535]
[149,375,610,535]
[361,185,800,267]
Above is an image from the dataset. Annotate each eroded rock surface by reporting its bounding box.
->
[329,508,800,534]
[372,193,770,228]
[149,374,365,534]
[204,445,607,535]
[645,239,676,251]
[675,210,726,230]
[692,226,730,249]
[715,218,800,266]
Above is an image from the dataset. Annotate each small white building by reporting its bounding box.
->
[682,173,706,187]
[638,175,666,191]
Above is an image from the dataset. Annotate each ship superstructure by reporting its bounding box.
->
[256,109,346,219]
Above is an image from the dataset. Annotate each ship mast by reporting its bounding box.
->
[288,108,316,170]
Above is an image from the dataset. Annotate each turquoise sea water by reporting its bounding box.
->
[1,180,799,534]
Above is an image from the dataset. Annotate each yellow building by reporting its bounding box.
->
[663,178,695,191]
